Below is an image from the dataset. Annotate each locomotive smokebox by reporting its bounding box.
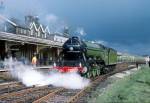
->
[63,36,87,53]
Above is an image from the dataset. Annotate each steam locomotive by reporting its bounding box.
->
[53,36,117,78]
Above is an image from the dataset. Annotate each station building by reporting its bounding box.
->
[0,15,69,65]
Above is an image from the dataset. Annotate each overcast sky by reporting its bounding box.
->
[1,0,150,55]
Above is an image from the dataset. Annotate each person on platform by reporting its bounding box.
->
[32,53,37,67]
[148,56,150,68]
[145,56,150,68]
[136,62,139,69]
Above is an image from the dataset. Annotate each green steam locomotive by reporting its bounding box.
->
[54,36,117,78]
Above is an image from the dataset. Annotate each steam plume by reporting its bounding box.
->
[4,58,90,89]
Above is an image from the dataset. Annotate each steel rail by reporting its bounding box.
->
[33,88,64,103]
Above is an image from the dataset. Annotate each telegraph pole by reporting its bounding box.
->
[0,0,4,9]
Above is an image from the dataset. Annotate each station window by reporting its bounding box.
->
[24,30,26,34]
[16,28,18,33]
[27,30,30,35]
[38,31,41,37]
[35,32,38,37]
[30,29,33,35]
[41,33,43,38]
[20,29,23,34]
[44,33,47,38]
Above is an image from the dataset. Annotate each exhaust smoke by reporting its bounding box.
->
[4,58,90,89]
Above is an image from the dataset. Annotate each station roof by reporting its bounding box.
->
[0,31,64,47]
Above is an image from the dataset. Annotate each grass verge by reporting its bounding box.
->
[95,66,150,103]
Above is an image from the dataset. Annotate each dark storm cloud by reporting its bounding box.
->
[43,0,150,55]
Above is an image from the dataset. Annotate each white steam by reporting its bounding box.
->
[76,27,86,36]
[4,58,90,89]
[45,14,58,23]
[45,14,68,33]
[90,40,108,46]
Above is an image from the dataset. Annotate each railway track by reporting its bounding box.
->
[0,62,137,103]
[0,81,27,95]
[0,81,20,89]
[0,85,63,103]
[32,62,136,103]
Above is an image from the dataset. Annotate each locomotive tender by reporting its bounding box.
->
[53,36,117,78]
